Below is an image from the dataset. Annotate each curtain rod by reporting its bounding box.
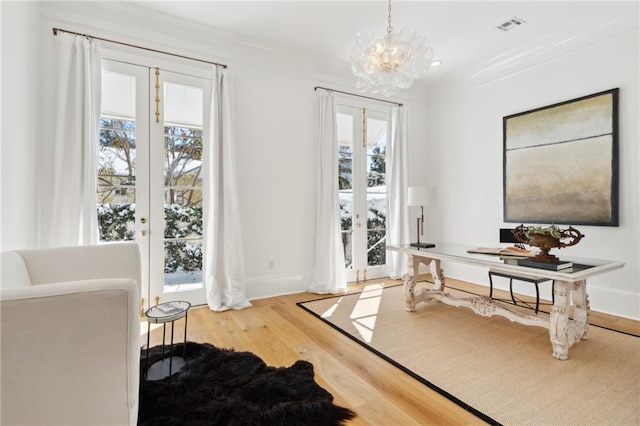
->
[52,27,227,69]
[314,86,402,107]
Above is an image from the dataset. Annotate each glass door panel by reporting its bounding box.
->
[98,60,150,311]
[366,115,388,270]
[338,111,355,274]
[149,71,210,306]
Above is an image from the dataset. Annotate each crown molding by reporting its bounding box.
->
[425,13,639,101]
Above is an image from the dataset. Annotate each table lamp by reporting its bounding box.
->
[407,186,436,248]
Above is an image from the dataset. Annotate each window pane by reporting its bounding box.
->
[165,187,203,207]
[164,240,203,286]
[101,128,137,145]
[99,119,137,179]
[166,125,202,138]
[366,118,387,155]
[339,147,353,190]
[97,185,136,204]
[164,127,203,186]
[164,189,203,239]
[342,232,354,270]
[367,193,387,229]
[337,113,354,191]
[367,118,388,154]
[102,71,136,119]
[97,202,136,242]
[98,115,137,243]
[164,83,204,127]
[339,193,353,231]
[337,113,354,146]
[367,231,386,266]
[367,154,386,189]
[367,190,387,267]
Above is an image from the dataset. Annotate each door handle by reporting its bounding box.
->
[140,218,148,236]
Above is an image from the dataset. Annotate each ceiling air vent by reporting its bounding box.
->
[497,16,526,32]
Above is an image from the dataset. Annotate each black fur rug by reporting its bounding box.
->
[139,342,356,425]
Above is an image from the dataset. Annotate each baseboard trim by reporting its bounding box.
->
[587,285,640,321]
[245,274,307,301]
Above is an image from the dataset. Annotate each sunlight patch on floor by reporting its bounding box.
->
[350,283,385,343]
[320,297,344,318]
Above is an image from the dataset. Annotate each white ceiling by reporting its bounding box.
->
[101,1,640,90]
[53,0,640,92]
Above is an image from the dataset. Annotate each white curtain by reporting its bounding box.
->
[42,33,102,248]
[387,107,411,279]
[308,89,347,294]
[203,67,251,311]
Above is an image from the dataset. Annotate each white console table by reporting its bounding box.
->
[386,243,625,360]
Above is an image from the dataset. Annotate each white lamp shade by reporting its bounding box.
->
[407,186,437,207]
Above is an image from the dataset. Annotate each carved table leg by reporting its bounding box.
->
[404,255,418,312]
[404,255,445,311]
[430,259,445,291]
[572,280,589,340]
[550,281,570,360]
[549,280,590,360]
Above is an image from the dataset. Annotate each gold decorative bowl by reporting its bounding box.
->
[512,224,584,263]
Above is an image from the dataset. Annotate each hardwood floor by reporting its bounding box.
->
[143,276,639,425]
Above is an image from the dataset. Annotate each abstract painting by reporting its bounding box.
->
[503,88,619,226]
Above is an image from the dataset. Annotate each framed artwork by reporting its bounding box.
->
[503,88,619,226]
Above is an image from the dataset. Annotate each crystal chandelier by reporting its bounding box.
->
[351,0,435,96]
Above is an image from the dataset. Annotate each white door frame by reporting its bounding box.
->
[336,101,391,284]
[101,59,211,309]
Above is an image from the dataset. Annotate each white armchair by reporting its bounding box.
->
[1,242,141,425]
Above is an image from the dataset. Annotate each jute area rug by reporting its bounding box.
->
[298,283,640,425]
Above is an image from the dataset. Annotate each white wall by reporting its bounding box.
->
[233,66,318,298]
[423,29,640,319]
[0,1,42,251]
[2,2,637,319]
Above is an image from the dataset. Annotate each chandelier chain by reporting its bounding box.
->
[387,0,393,34]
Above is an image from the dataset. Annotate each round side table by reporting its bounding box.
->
[144,300,191,381]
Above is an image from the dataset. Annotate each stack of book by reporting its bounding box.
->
[517,258,573,271]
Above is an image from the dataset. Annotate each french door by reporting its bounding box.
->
[336,104,390,283]
[98,59,210,310]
